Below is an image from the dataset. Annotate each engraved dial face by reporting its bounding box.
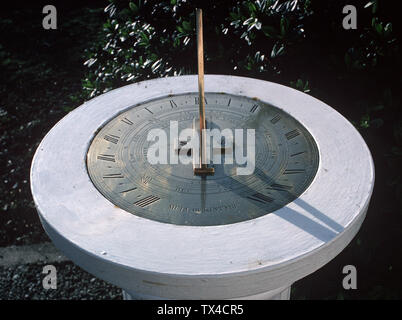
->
[87,93,319,226]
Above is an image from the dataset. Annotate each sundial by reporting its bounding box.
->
[86,92,319,226]
[30,10,374,299]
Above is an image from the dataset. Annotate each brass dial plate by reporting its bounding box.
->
[87,92,319,226]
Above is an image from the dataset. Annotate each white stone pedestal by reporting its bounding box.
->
[31,75,374,300]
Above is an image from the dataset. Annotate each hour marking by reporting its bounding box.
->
[270,114,281,124]
[247,193,274,204]
[104,134,120,144]
[121,117,133,125]
[144,107,153,114]
[285,129,300,140]
[195,97,207,105]
[227,98,231,106]
[290,151,306,157]
[120,187,137,194]
[134,195,161,207]
[250,104,259,113]
[283,169,305,174]
[267,183,292,191]
[169,100,177,108]
[97,154,115,162]
[103,173,124,179]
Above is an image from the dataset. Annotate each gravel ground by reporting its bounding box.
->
[0,261,122,300]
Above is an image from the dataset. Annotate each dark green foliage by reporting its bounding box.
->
[82,0,313,97]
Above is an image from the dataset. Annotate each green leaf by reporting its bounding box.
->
[129,2,139,14]
[360,115,370,128]
[375,22,383,35]
[372,0,378,13]
[229,12,238,20]
[384,23,392,36]
[364,1,374,9]
[271,43,284,58]
[303,80,310,93]
[262,25,276,37]
[247,2,257,13]
[243,17,254,26]
[280,16,289,36]
[182,21,192,31]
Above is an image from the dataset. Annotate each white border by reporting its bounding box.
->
[30,75,374,299]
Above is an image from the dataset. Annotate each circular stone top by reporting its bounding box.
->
[30,75,374,299]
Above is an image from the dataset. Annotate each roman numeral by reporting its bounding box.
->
[121,117,133,125]
[141,175,152,184]
[247,193,274,204]
[250,104,259,113]
[283,169,305,174]
[270,114,281,124]
[104,134,120,144]
[97,154,115,162]
[103,173,124,179]
[120,187,137,194]
[195,97,208,105]
[144,107,153,114]
[266,184,292,191]
[227,98,231,106]
[134,195,160,207]
[169,100,177,108]
[285,129,300,140]
[290,151,306,157]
